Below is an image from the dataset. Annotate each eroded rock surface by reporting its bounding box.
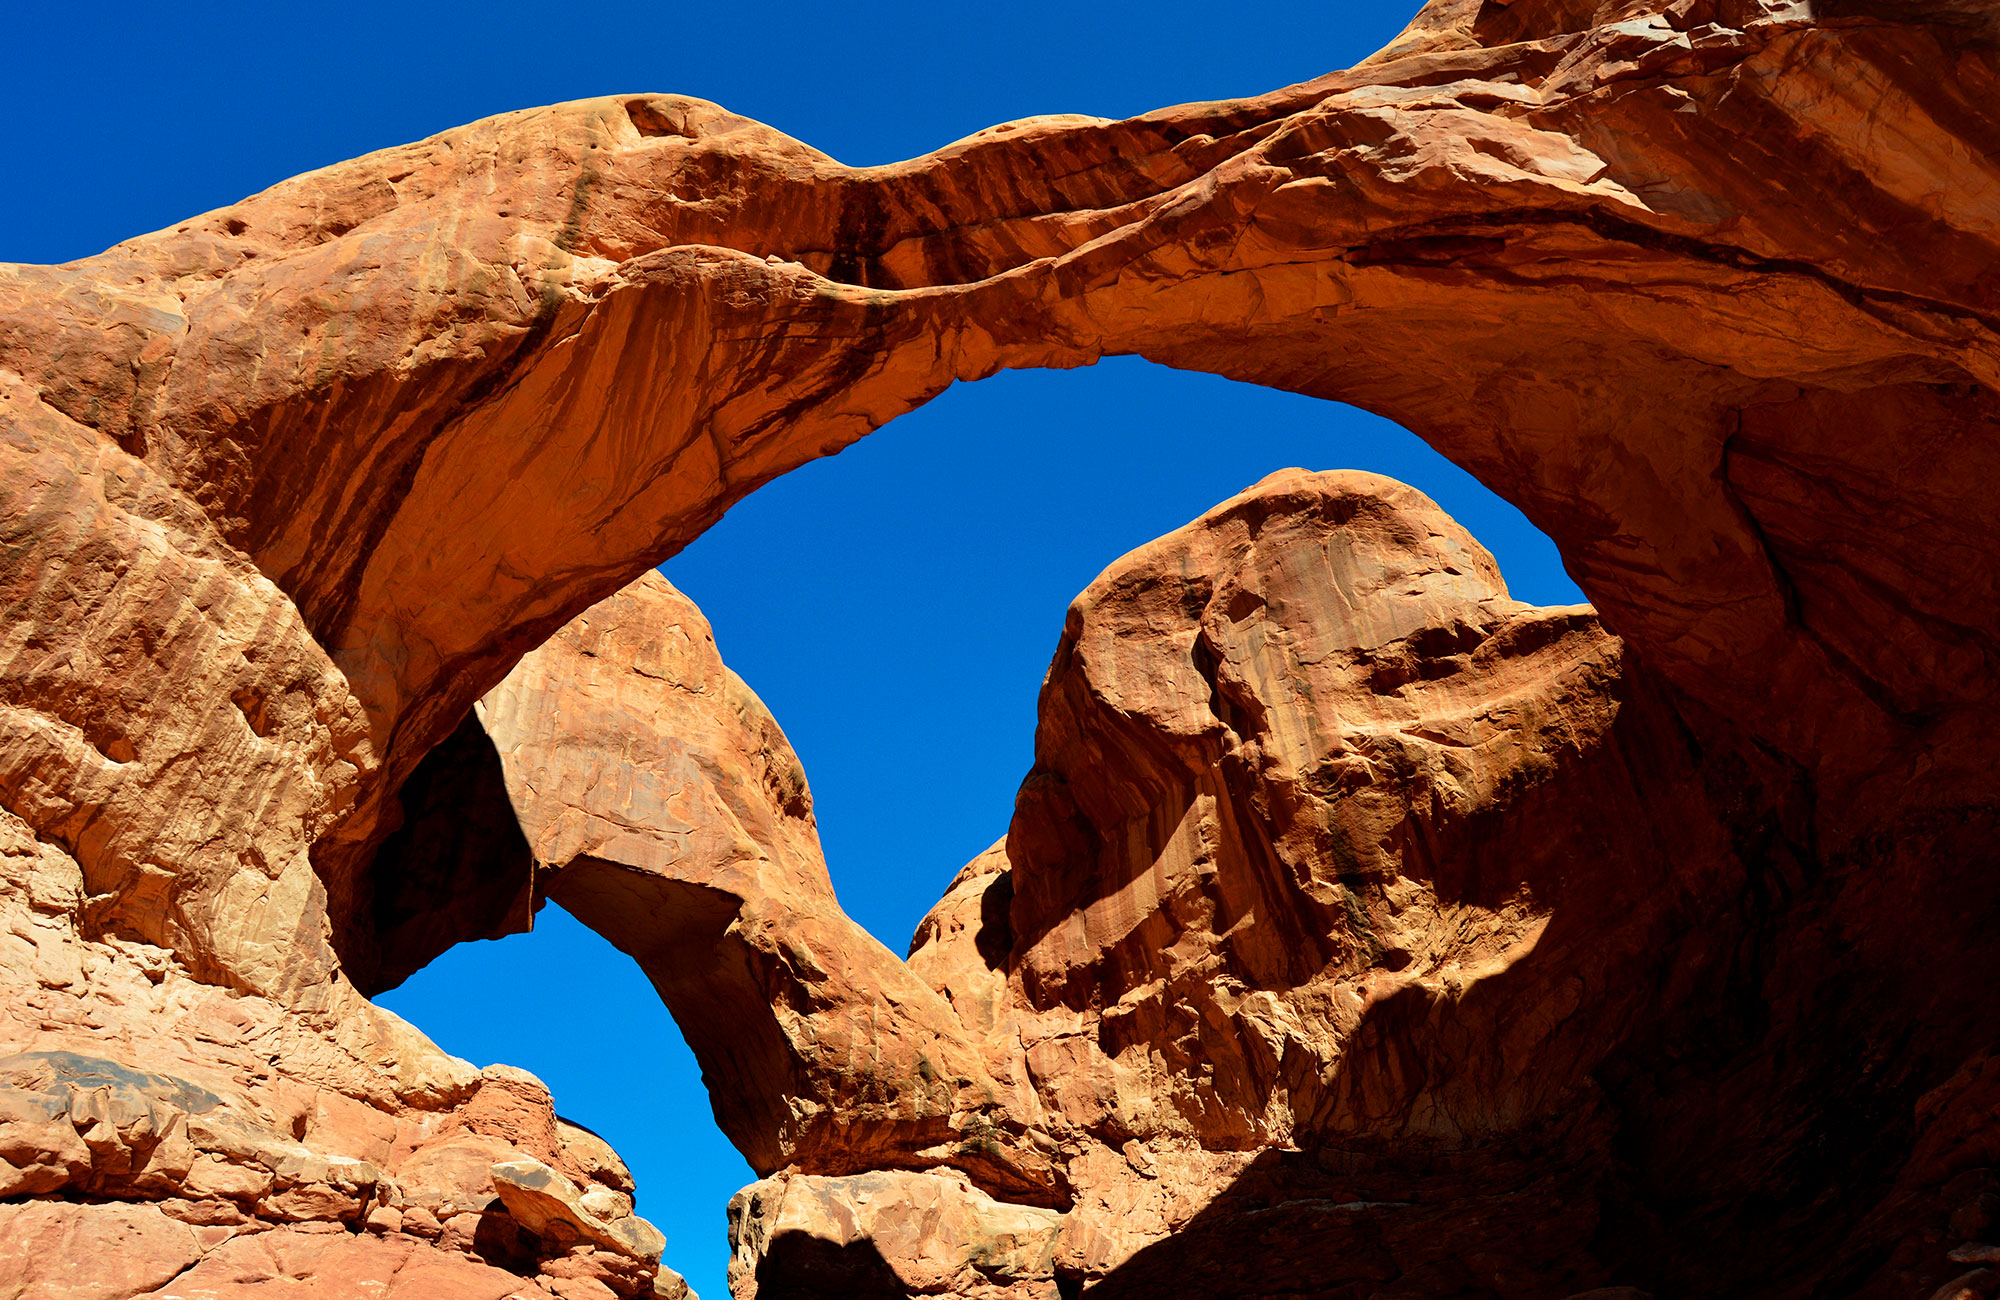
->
[721,467,1760,1296]
[1,0,1996,1295]
[4,0,1993,987]
[0,309,688,1300]
[709,464,1996,1299]
[480,467,1999,1297]
[727,1170,1062,1300]
[0,1037,686,1298]
[476,573,1056,1203]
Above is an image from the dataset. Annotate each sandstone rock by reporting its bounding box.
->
[391,1134,519,1216]
[0,0,1994,1296]
[883,468,1751,1295]
[126,1227,565,1299]
[728,1169,1062,1299]
[1931,1272,2000,1300]
[650,1268,694,1300]
[457,1066,567,1167]
[579,1187,634,1223]
[2,0,1987,990]
[1956,1193,2000,1242]
[477,572,1057,1201]
[733,464,1997,1294]
[556,1121,636,1197]
[491,1156,666,1264]
[0,1200,202,1300]
[947,468,1670,1159]
[487,468,1779,1297]
[0,919,675,1293]
[544,1278,620,1300]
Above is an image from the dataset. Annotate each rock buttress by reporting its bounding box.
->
[724,469,2000,1297]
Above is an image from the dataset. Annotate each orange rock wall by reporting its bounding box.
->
[0,0,1996,1295]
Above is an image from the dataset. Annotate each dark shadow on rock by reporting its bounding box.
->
[754,1229,911,1299]
[1078,1125,1638,1300]
[993,667,1999,1297]
[470,1202,544,1274]
[354,709,540,994]
[974,868,1014,970]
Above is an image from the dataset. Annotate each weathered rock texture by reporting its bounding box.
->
[1,0,1997,1295]
[0,1046,690,1299]
[477,573,1055,1202]
[727,1169,1063,1300]
[832,467,1782,1296]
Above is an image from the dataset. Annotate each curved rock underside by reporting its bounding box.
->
[1,0,1997,1295]
[477,572,1059,1203]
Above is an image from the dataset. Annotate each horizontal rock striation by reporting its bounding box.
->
[0,1044,690,1298]
[0,0,1995,1295]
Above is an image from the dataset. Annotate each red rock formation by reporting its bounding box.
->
[720,467,1755,1296]
[475,466,1992,1298]
[0,1047,690,1298]
[0,0,1995,1295]
[6,0,1994,976]
[476,572,1056,1202]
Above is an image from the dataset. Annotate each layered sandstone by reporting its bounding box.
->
[4,0,1992,973]
[0,0,1995,1296]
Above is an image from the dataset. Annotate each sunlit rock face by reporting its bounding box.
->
[0,381,688,1298]
[0,0,1997,1294]
[1,0,1991,973]
[476,572,1058,1204]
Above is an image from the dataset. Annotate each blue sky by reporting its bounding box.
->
[6,5,1588,1297]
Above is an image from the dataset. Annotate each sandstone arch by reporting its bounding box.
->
[0,0,1996,1295]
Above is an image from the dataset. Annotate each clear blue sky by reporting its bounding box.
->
[6,5,1587,1297]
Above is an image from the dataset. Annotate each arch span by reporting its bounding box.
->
[0,1,1996,1295]
[4,0,1992,991]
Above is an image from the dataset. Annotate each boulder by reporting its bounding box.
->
[491,1156,667,1265]
[728,1169,1062,1299]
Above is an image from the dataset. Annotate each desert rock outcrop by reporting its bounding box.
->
[727,1170,1063,1300]
[0,0,1996,1296]
[475,573,1056,1202]
[4,0,1993,983]
[727,467,1775,1296]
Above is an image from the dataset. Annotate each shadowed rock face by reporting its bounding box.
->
[714,468,1775,1297]
[479,469,1989,1298]
[909,470,1783,1295]
[0,0,1996,1295]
